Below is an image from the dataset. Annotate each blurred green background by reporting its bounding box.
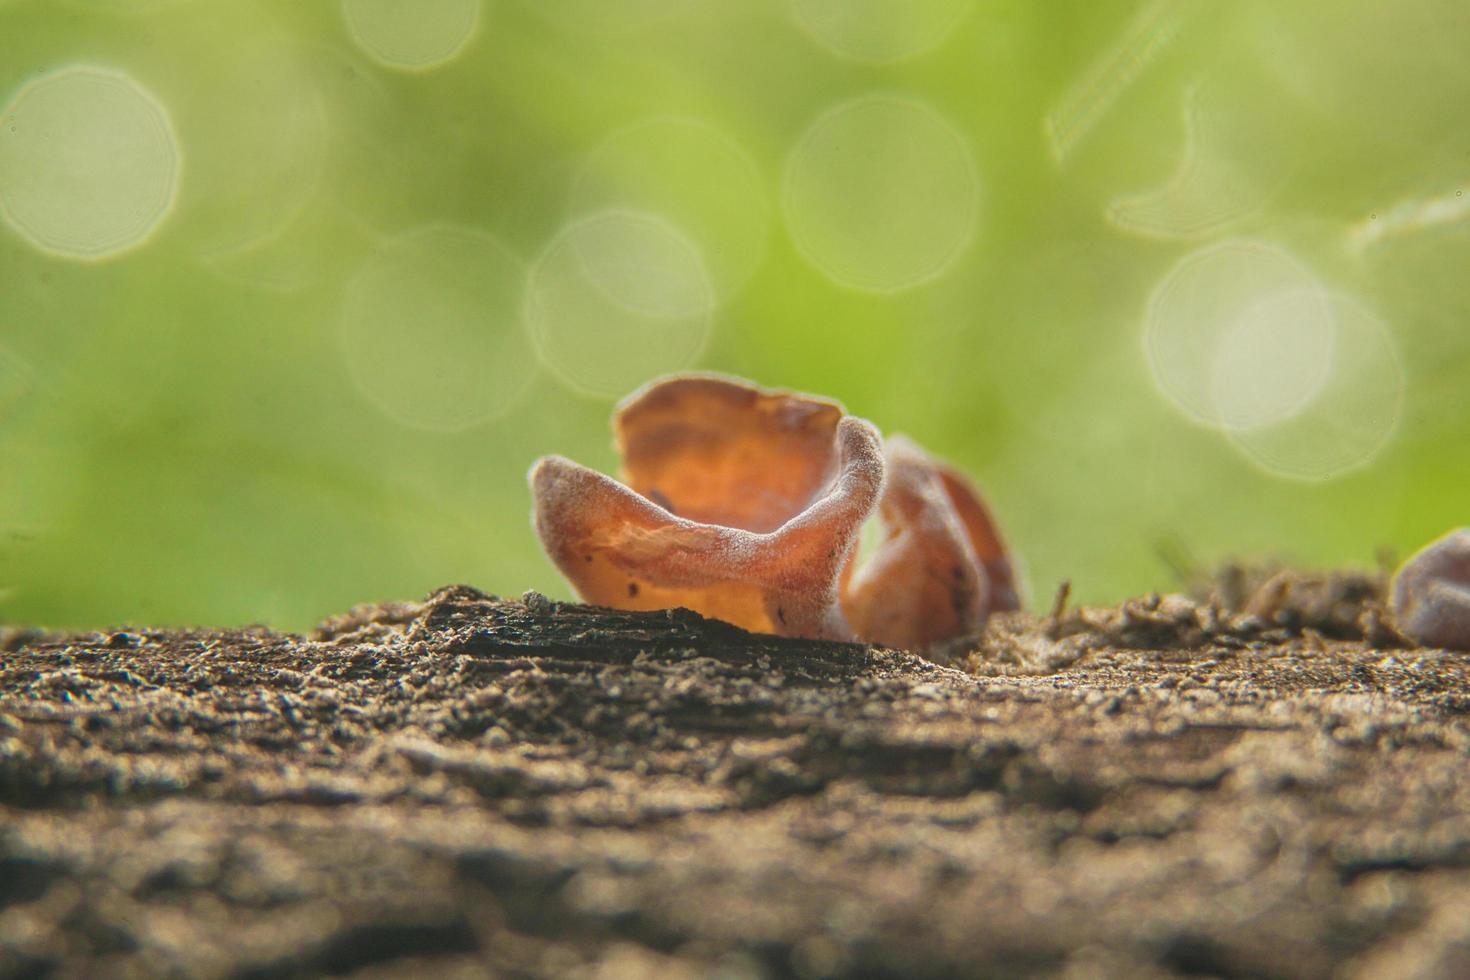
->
[1,0,1467,630]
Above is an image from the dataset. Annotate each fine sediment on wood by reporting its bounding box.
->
[3,579,1470,978]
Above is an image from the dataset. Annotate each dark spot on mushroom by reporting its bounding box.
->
[777,607,787,625]
[584,554,594,563]
[647,488,675,514]
[628,582,639,598]
[952,565,964,581]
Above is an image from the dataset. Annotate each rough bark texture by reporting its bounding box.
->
[3,577,1470,979]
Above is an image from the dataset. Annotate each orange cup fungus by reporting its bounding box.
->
[529,374,1018,648]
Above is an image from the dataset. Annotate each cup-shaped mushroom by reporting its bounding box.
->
[1392,528,1470,651]
[530,375,885,640]
[842,435,1018,649]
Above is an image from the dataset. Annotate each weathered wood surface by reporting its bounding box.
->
[3,582,1470,978]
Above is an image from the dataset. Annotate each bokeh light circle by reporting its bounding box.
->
[180,37,328,259]
[791,0,973,63]
[1226,293,1404,481]
[784,94,979,293]
[342,0,481,71]
[1145,240,1332,429]
[1208,288,1336,432]
[0,66,179,260]
[341,225,534,432]
[571,117,770,301]
[526,209,714,398]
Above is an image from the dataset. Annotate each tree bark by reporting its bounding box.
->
[3,582,1469,978]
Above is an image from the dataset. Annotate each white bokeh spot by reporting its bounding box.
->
[343,0,481,71]
[526,210,715,398]
[0,66,179,261]
[791,0,973,64]
[1208,288,1336,433]
[784,94,979,293]
[1145,240,1332,430]
[182,37,329,259]
[571,117,770,301]
[341,225,534,432]
[1226,293,1405,481]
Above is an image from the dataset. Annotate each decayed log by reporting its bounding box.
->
[3,582,1470,978]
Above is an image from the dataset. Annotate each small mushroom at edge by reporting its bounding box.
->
[1392,528,1470,650]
